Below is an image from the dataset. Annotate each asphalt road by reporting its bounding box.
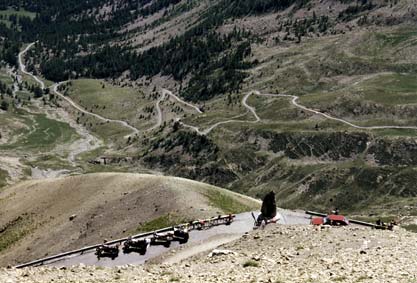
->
[42,210,310,268]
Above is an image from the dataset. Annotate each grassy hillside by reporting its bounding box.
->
[0,173,259,266]
[0,67,81,189]
[65,79,154,130]
[3,0,417,221]
[0,110,78,151]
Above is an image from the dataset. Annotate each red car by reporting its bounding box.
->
[311,214,349,226]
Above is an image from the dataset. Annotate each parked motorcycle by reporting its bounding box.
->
[171,227,189,244]
[95,244,119,260]
[150,232,173,248]
[123,237,150,255]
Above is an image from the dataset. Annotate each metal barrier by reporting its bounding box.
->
[14,214,235,269]
[305,211,327,218]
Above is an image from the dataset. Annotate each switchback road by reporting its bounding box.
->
[175,90,417,135]
[19,43,140,138]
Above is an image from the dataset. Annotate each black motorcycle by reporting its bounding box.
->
[171,228,189,244]
[150,232,172,248]
[95,244,119,260]
[123,238,150,255]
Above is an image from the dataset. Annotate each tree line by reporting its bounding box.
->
[3,0,377,102]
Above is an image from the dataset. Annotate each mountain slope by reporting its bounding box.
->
[0,173,259,266]
[2,0,417,217]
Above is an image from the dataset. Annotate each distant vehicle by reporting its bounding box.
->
[123,238,151,255]
[311,214,349,226]
[95,244,120,260]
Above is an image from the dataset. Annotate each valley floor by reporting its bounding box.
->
[1,225,416,283]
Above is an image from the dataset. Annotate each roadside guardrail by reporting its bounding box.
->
[15,214,234,269]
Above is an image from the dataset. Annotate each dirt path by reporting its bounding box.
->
[149,88,203,132]
[17,45,103,167]
[171,92,261,135]
[259,91,417,131]
[22,43,417,140]
[20,43,141,138]
[146,90,167,132]
[162,89,203,113]
[241,92,260,122]
[180,113,250,135]
[53,82,140,137]
[19,42,45,89]
[175,89,417,135]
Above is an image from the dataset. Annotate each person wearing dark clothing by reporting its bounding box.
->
[255,191,277,227]
[261,191,277,219]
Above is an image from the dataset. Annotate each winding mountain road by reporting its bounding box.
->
[147,88,203,133]
[162,89,203,114]
[20,42,417,138]
[173,92,260,135]
[242,92,260,122]
[20,43,140,137]
[18,42,45,89]
[256,91,417,131]
[173,90,417,135]
[145,90,168,132]
[17,44,106,165]
[53,83,140,136]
